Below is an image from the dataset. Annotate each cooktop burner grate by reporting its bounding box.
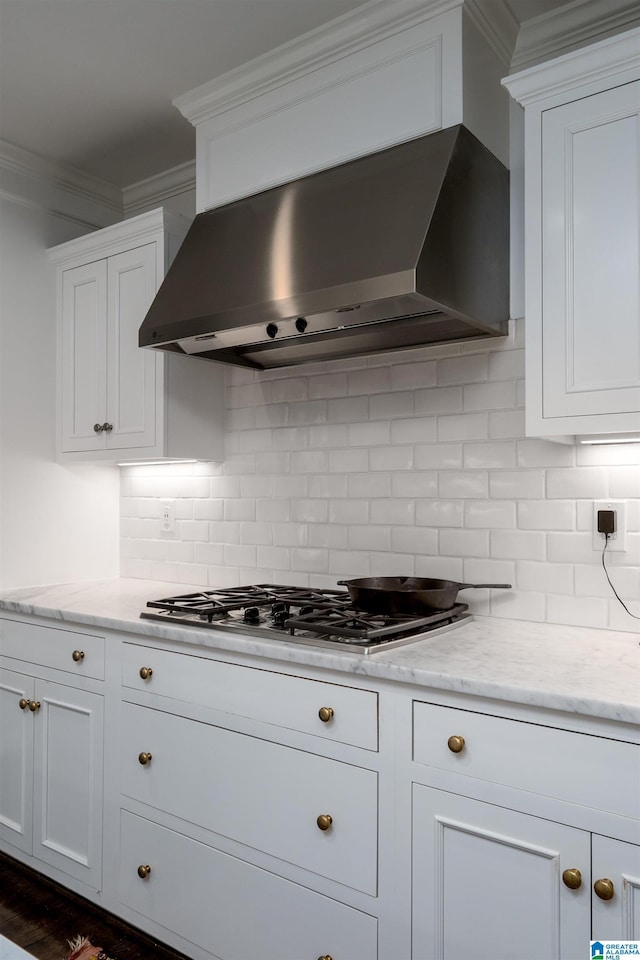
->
[140,584,472,653]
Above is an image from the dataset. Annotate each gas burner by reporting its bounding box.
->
[140,584,472,653]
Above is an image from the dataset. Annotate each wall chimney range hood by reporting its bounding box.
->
[139,125,509,370]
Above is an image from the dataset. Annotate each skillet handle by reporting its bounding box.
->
[458,583,512,590]
[336,580,347,586]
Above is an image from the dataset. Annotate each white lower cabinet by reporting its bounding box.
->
[592,835,640,941]
[0,667,104,889]
[412,786,590,960]
[119,810,378,960]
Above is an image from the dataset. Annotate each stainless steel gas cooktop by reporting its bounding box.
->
[140,584,472,654]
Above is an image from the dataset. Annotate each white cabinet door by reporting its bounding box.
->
[60,260,108,453]
[106,243,159,451]
[412,785,590,960]
[0,669,34,854]
[592,835,640,942]
[541,81,640,427]
[32,679,104,889]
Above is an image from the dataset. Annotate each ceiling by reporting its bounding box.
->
[0,0,575,189]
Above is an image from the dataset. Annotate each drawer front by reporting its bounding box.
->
[121,702,378,895]
[0,618,105,680]
[413,701,640,820]
[123,642,378,750]
[120,810,378,960]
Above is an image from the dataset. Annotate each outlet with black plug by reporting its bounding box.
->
[592,500,627,552]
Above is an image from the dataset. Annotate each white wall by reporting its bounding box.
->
[119,320,640,634]
[0,195,120,589]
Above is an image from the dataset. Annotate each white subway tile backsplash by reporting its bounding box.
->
[463,441,516,469]
[437,354,488,385]
[463,380,515,411]
[120,330,638,634]
[440,528,489,558]
[517,500,574,530]
[347,421,391,447]
[415,499,463,527]
[546,467,608,500]
[464,500,516,529]
[437,413,488,442]
[391,472,438,498]
[491,529,545,561]
[439,471,488,499]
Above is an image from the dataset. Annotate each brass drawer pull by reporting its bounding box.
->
[72,650,85,662]
[137,864,151,879]
[316,814,333,832]
[447,735,465,753]
[139,666,153,680]
[28,700,41,712]
[318,706,334,723]
[562,868,582,890]
[138,752,153,766]
[594,878,614,900]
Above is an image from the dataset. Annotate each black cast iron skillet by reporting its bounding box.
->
[337,576,512,616]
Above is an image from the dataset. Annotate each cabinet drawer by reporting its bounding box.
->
[413,701,640,820]
[0,619,105,680]
[120,702,378,895]
[120,810,377,960]
[123,642,378,750]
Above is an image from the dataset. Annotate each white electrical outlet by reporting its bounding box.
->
[160,499,176,536]
[592,500,627,552]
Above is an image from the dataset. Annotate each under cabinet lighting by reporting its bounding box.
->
[579,437,640,445]
[117,459,200,467]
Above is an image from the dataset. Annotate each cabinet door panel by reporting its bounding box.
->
[592,834,640,941]
[60,261,108,452]
[33,681,104,889]
[0,669,33,853]
[106,244,159,450]
[412,785,590,960]
[542,81,640,420]
[119,810,378,960]
[120,701,378,894]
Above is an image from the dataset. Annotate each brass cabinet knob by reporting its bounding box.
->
[93,423,103,434]
[102,422,113,432]
[562,868,582,890]
[19,698,29,710]
[72,650,85,662]
[138,752,153,766]
[316,814,333,832]
[447,735,465,753]
[137,864,151,879]
[318,956,334,960]
[318,706,334,723]
[28,700,41,712]
[139,666,153,680]
[594,878,614,901]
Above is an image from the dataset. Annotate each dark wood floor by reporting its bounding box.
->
[0,852,191,960]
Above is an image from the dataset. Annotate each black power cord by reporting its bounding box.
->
[601,532,640,621]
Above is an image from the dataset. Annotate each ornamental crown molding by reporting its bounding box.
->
[510,0,640,71]
[174,0,463,126]
[123,160,196,218]
[503,24,640,105]
[0,138,122,218]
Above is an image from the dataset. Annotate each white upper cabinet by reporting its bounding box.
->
[174,0,509,213]
[504,29,640,439]
[50,209,225,462]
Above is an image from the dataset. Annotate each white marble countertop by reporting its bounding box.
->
[0,578,638,726]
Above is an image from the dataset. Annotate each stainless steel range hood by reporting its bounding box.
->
[139,125,509,370]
